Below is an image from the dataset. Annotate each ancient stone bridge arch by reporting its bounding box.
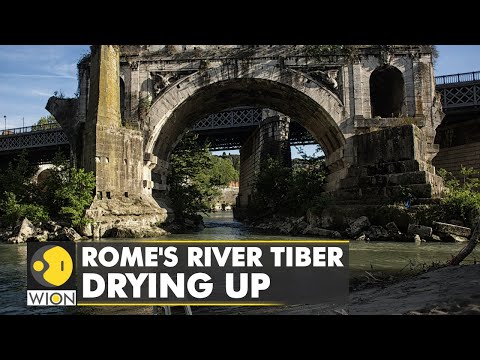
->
[45,45,445,235]
[144,63,347,192]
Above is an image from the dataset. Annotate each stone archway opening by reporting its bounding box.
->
[150,78,344,165]
[370,65,405,118]
[147,75,345,217]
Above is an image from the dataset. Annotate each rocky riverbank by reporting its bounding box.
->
[247,212,475,243]
[0,218,85,244]
[0,216,173,243]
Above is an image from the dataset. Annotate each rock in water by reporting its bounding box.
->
[414,234,422,245]
[445,234,469,243]
[346,216,370,237]
[432,221,471,238]
[8,218,36,244]
[355,234,367,241]
[79,223,93,238]
[430,234,442,242]
[407,224,432,238]
[44,221,62,233]
[49,227,81,241]
[365,225,390,241]
[385,222,400,234]
[64,228,82,241]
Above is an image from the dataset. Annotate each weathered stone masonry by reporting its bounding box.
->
[46,45,444,232]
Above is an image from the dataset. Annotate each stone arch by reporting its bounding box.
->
[34,164,55,186]
[145,64,346,162]
[369,65,405,118]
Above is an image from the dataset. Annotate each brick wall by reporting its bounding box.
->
[433,141,480,176]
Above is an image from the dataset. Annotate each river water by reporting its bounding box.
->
[1,211,478,315]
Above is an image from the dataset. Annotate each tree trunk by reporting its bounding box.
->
[450,216,480,266]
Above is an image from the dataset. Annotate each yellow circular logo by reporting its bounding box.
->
[31,245,73,287]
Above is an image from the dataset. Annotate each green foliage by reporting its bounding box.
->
[221,152,240,173]
[168,133,219,217]
[438,166,480,227]
[0,151,95,229]
[168,133,241,217]
[32,115,59,131]
[40,154,96,228]
[36,115,57,126]
[0,150,38,203]
[248,148,328,218]
[210,155,239,186]
[1,192,48,227]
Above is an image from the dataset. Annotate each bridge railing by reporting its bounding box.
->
[435,71,480,86]
[0,123,62,136]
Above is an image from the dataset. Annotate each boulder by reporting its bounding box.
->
[306,209,321,226]
[8,218,36,244]
[414,234,420,243]
[13,218,37,242]
[365,225,390,241]
[104,226,168,238]
[0,229,13,242]
[385,222,400,234]
[432,221,471,238]
[79,223,93,238]
[414,234,423,245]
[346,216,370,237]
[407,224,432,238]
[48,227,81,241]
[26,230,49,242]
[448,219,464,227]
[303,225,341,238]
[296,221,309,233]
[355,234,367,241]
[279,222,293,234]
[429,234,442,242]
[7,236,23,244]
[445,234,469,243]
[64,228,82,241]
[44,221,62,233]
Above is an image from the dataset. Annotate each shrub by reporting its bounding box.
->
[1,192,48,227]
[438,166,480,227]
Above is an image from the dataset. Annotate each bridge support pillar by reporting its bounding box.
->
[82,45,167,237]
[235,115,291,217]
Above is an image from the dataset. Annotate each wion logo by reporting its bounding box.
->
[27,242,76,306]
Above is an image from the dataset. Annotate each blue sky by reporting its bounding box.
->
[0,45,478,157]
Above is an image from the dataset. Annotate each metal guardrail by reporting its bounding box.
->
[0,127,68,151]
[435,71,480,86]
[0,122,61,136]
[193,108,263,131]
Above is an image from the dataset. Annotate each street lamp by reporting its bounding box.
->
[3,115,6,131]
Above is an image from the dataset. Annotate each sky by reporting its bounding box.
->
[0,45,478,157]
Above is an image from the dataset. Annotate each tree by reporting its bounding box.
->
[40,153,95,228]
[168,133,219,217]
[209,156,239,186]
[450,217,479,266]
[32,115,59,131]
[0,150,38,203]
[37,115,57,125]
[248,147,328,218]
[0,150,46,226]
